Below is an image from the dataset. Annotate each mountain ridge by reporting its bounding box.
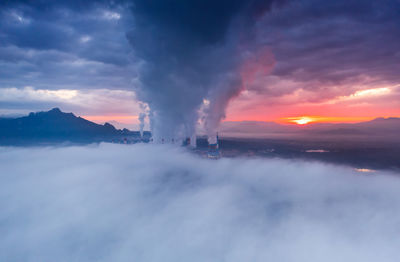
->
[1,108,399,145]
[220,117,400,137]
[0,108,149,145]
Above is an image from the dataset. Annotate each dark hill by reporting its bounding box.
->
[0,108,150,145]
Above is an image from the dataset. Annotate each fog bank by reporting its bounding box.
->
[1,144,400,261]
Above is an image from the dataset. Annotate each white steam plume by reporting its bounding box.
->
[138,112,146,137]
[127,0,277,141]
[138,103,148,137]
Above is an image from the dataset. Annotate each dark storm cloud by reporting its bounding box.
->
[1,0,399,92]
[131,0,276,45]
[0,0,114,11]
[0,0,399,119]
[0,0,134,91]
[249,0,400,98]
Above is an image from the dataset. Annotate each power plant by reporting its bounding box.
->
[207,133,221,159]
[146,133,221,160]
[182,137,191,146]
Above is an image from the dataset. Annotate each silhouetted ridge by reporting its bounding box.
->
[0,108,150,145]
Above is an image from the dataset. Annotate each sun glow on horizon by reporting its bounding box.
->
[355,168,376,173]
[290,116,313,125]
[281,116,377,125]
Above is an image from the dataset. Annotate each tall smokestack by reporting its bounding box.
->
[139,112,146,138]
[182,137,191,147]
[190,134,197,148]
[207,133,220,159]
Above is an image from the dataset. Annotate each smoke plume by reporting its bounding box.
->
[127,0,277,141]
[138,102,148,137]
[138,112,146,137]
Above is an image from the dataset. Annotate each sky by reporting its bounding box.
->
[1,143,400,261]
[1,0,400,130]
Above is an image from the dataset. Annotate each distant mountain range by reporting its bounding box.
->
[0,108,150,145]
[221,118,400,139]
[1,108,399,145]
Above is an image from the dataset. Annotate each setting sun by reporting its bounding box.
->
[289,116,314,125]
[280,116,378,125]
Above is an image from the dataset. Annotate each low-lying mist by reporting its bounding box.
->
[1,144,400,261]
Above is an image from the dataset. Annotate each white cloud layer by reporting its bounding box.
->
[1,144,400,261]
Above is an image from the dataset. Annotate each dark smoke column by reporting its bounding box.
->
[127,0,278,142]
